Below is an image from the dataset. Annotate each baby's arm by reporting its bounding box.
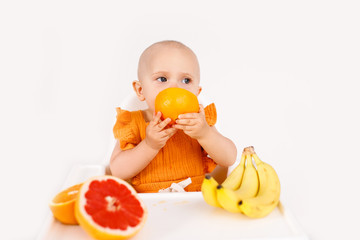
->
[197,126,237,167]
[174,105,237,167]
[110,140,158,180]
[110,112,177,180]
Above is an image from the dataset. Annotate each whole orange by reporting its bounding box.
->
[155,87,199,124]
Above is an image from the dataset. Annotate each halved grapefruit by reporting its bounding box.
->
[49,183,82,225]
[75,175,147,240]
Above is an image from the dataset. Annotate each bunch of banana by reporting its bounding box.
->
[238,151,281,218]
[201,146,281,218]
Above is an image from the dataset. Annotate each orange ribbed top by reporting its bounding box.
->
[113,103,217,193]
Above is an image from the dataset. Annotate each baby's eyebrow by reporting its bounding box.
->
[152,71,168,76]
[151,71,194,78]
[181,72,194,78]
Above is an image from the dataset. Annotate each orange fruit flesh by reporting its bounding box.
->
[49,183,82,225]
[75,176,147,240]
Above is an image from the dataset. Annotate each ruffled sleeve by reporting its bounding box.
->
[202,103,218,173]
[113,108,141,150]
[204,103,217,126]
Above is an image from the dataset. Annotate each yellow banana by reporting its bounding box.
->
[238,198,280,218]
[217,153,259,213]
[201,175,222,208]
[216,185,240,213]
[238,152,281,218]
[233,153,259,199]
[222,153,246,190]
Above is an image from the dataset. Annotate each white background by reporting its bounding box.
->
[1,0,359,239]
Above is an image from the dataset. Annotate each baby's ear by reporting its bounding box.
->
[197,86,202,96]
[132,80,145,101]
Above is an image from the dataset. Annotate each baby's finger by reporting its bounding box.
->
[157,118,171,130]
[151,111,162,125]
[168,128,178,138]
[199,104,205,116]
[172,124,187,131]
[175,118,196,126]
[164,127,178,138]
[178,112,197,119]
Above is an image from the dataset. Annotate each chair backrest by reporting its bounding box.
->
[119,93,148,111]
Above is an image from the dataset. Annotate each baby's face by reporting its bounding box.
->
[137,45,201,113]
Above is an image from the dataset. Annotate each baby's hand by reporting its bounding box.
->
[173,104,210,140]
[145,111,177,151]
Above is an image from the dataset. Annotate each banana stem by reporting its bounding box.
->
[243,146,255,155]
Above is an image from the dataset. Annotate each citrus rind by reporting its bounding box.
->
[75,175,147,240]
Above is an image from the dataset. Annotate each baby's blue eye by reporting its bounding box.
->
[182,78,191,84]
[156,77,167,82]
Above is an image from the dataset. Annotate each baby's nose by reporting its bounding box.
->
[169,81,180,88]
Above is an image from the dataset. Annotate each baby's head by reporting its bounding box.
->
[133,40,201,113]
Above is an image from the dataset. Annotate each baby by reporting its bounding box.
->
[110,40,237,193]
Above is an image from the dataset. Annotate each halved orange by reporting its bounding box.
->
[75,175,147,240]
[49,183,82,225]
[155,87,199,125]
